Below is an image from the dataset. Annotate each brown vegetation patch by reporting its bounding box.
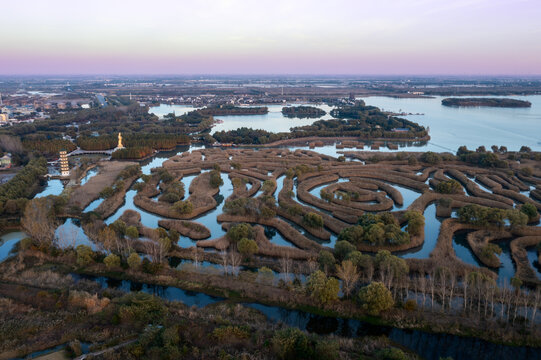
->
[68,161,137,210]
[158,219,211,240]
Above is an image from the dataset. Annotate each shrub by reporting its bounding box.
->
[375,347,407,360]
[212,325,250,341]
[237,238,258,257]
[127,252,141,269]
[99,186,115,199]
[421,151,441,164]
[159,170,174,183]
[435,179,462,194]
[172,200,193,214]
[209,170,223,188]
[358,282,394,315]
[159,192,180,203]
[272,328,310,360]
[403,299,417,311]
[520,167,533,177]
[227,223,253,243]
[303,212,324,228]
[520,203,537,220]
[19,237,34,250]
[403,210,425,236]
[481,243,502,259]
[117,292,166,325]
[262,179,275,194]
[142,258,162,274]
[257,266,275,284]
[104,253,121,269]
[438,197,452,208]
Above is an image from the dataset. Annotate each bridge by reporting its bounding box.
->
[67,147,115,157]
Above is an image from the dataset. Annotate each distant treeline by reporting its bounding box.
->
[442,98,532,108]
[78,133,190,153]
[23,139,77,158]
[0,157,48,217]
[198,104,268,116]
[282,106,326,118]
[111,146,154,160]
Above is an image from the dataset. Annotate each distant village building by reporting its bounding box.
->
[59,150,70,177]
[0,153,12,169]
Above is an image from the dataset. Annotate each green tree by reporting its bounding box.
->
[104,253,121,268]
[227,223,253,244]
[76,245,94,267]
[421,151,441,164]
[334,240,356,261]
[127,252,141,269]
[317,250,336,273]
[126,226,139,239]
[306,270,339,305]
[358,282,394,315]
[237,238,259,257]
[520,203,537,220]
[338,225,364,245]
[404,210,425,236]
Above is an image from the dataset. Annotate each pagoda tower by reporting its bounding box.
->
[59,150,70,177]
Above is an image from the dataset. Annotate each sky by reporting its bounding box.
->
[1,0,540,75]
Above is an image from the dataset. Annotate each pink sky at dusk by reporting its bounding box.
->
[1,0,540,75]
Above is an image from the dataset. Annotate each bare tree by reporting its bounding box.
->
[279,252,293,283]
[22,198,56,247]
[463,270,469,313]
[336,260,360,298]
[0,135,24,154]
[531,287,540,327]
[448,271,457,313]
[220,250,229,275]
[229,251,242,276]
[307,259,318,273]
[437,267,448,311]
[144,237,170,263]
[419,275,427,309]
[55,221,79,250]
[192,247,201,269]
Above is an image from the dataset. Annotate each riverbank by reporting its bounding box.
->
[3,250,540,350]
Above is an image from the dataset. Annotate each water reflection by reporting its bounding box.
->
[0,231,25,263]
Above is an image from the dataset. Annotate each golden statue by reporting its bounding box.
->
[117,132,124,149]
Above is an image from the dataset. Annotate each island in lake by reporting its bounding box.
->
[198,104,268,116]
[281,105,326,118]
[441,97,532,108]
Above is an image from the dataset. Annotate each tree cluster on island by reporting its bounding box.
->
[442,98,532,108]
[281,105,326,118]
[198,104,268,116]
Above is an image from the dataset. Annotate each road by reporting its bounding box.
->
[96,94,107,107]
